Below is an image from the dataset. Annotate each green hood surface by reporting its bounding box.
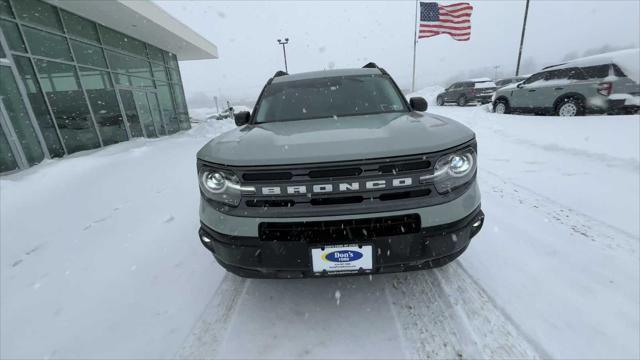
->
[197,112,475,166]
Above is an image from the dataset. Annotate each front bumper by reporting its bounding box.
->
[199,205,484,278]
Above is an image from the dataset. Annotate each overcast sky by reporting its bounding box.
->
[156,0,640,103]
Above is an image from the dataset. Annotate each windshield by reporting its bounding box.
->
[254,75,408,123]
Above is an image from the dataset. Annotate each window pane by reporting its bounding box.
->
[151,62,167,81]
[168,67,180,83]
[132,91,157,138]
[79,67,128,145]
[0,125,19,172]
[71,40,106,68]
[12,0,63,32]
[163,51,178,68]
[60,10,99,43]
[156,81,179,133]
[113,72,130,86]
[13,55,64,157]
[118,89,143,138]
[147,92,166,135]
[581,65,611,79]
[0,66,44,164]
[172,83,189,130]
[34,59,100,153]
[147,45,164,63]
[0,0,14,19]
[130,76,154,89]
[23,26,72,61]
[106,50,152,78]
[100,26,146,57]
[0,43,5,58]
[0,19,26,52]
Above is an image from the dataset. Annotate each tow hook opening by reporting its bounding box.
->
[470,213,485,238]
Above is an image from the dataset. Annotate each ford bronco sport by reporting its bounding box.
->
[197,64,484,278]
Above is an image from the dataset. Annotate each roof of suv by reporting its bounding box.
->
[271,68,383,83]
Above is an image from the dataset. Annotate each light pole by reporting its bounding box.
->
[515,0,530,76]
[493,65,500,80]
[277,38,289,73]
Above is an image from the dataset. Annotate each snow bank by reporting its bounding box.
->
[189,105,253,122]
[407,85,444,105]
[0,120,236,358]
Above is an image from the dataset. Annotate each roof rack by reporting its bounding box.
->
[273,70,289,77]
[542,63,566,70]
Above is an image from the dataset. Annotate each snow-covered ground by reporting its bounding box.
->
[190,105,253,122]
[1,97,638,359]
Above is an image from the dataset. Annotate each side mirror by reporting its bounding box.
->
[234,111,250,126]
[409,97,428,112]
[516,82,524,89]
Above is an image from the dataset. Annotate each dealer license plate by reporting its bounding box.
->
[311,244,373,274]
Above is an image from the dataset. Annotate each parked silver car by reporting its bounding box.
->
[492,49,640,116]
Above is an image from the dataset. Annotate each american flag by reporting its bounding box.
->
[418,2,474,41]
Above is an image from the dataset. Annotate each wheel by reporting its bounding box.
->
[556,97,584,116]
[457,96,467,106]
[493,99,510,114]
[436,96,444,106]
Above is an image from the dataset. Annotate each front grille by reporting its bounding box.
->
[242,172,292,181]
[239,156,434,183]
[259,214,421,243]
[199,139,476,217]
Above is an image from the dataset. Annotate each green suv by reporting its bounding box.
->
[196,64,484,278]
[493,49,640,116]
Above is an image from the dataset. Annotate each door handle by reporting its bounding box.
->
[528,89,536,92]
[554,87,564,90]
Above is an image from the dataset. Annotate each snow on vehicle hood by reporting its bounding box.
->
[475,81,497,89]
[197,112,476,166]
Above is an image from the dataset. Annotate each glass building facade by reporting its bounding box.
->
[0,0,191,173]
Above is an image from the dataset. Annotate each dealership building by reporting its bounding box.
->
[0,0,217,173]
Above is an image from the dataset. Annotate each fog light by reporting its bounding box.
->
[201,234,212,243]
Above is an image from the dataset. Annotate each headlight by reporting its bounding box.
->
[198,168,255,206]
[421,148,476,193]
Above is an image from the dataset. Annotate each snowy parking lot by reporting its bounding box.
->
[1,98,638,359]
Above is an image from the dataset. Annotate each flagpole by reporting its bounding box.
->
[411,0,418,92]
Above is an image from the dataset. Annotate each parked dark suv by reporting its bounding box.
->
[437,79,497,106]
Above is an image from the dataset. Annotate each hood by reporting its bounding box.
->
[197,112,475,166]
[496,82,521,93]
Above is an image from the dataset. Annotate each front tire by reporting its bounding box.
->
[457,96,467,107]
[436,96,444,106]
[493,99,510,114]
[556,97,584,116]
